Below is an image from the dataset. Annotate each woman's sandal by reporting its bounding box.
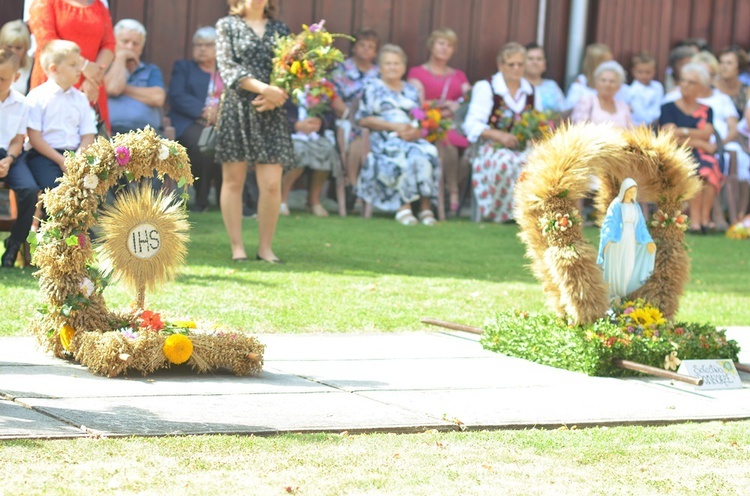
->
[418,210,437,226]
[395,209,418,225]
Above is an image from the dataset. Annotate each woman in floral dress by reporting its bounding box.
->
[330,28,380,197]
[215,0,294,263]
[356,44,439,225]
[463,42,541,222]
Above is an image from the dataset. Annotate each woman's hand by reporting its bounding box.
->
[295,117,322,135]
[80,79,99,103]
[487,129,518,149]
[260,84,288,107]
[395,123,421,142]
[202,105,219,125]
[82,60,106,87]
[647,242,656,254]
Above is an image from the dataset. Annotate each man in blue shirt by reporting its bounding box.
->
[104,19,165,134]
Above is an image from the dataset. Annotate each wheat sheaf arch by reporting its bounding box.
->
[515,123,702,325]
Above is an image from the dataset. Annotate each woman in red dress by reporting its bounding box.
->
[28,0,115,128]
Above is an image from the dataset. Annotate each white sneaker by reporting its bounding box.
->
[280,203,290,216]
[418,210,437,226]
[395,209,418,225]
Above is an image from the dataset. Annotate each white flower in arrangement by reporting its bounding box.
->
[79,277,95,297]
[554,213,572,232]
[158,143,170,161]
[82,174,99,190]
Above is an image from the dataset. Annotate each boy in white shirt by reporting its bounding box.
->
[0,48,38,268]
[622,52,664,127]
[26,39,96,191]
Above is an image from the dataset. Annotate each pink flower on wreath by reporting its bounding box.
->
[624,307,635,315]
[77,233,86,248]
[115,146,131,166]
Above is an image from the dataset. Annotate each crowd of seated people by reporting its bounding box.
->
[2,5,750,266]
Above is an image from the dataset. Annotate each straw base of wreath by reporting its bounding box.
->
[31,314,265,378]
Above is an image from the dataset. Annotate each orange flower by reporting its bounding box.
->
[140,310,164,331]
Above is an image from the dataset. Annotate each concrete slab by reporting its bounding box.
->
[1,365,335,399]
[267,355,590,392]
[261,331,489,361]
[19,392,452,436]
[0,399,84,439]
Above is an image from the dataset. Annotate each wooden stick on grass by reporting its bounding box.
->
[612,359,703,386]
[734,363,750,374]
[420,318,483,335]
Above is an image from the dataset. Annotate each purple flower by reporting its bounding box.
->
[115,146,131,166]
[119,328,138,339]
[624,307,634,315]
[309,20,326,33]
[410,108,426,121]
[626,326,634,333]
[77,233,87,248]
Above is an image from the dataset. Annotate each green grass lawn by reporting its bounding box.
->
[1,211,748,335]
[2,422,749,495]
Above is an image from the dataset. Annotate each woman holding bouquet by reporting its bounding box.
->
[462,42,542,222]
[356,44,440,225]
[215,0,294,263]
[407,28,471,217]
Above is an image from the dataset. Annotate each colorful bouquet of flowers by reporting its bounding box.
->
[726,217,750,240]
[409,102,452,143]
[271,20,351,101]
[491,108,556,150]
[299,79,337,117]
[612,299,668,339]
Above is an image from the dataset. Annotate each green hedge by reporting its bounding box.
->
[480,310,740,377]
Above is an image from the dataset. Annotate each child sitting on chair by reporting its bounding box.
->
[25,40,97,193]
[0,48,39,268]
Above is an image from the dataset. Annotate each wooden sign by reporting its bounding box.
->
[678,360,743,390]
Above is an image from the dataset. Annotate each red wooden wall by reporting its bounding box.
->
[2,0,750,89]
[593,0,750,77]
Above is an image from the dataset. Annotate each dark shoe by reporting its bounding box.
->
[1,238,21,268]
[232,257,249,262]
[256,253,284,264]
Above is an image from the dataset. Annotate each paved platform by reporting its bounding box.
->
[1,329,749,439]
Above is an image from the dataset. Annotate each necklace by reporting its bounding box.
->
[426,62,450,78]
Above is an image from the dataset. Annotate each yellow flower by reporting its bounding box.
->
[59,324,76,351]
[322,33,333,45]
[290,61,301,75]
[172,320,197,329]
[163,334,193,364]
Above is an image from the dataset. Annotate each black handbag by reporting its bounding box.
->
[197,125,217,154]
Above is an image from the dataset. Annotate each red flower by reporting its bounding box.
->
[139,310,164,331]
[674,327,685,336]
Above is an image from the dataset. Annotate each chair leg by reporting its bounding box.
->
[725,175,739,225]
[437,155,446,222]
[711,193,728,229]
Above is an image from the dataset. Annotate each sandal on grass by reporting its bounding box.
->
[395,209,418,225]
[418,210,437,226]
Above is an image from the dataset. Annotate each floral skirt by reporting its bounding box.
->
[357,134,439,211]
[470,142,528,222]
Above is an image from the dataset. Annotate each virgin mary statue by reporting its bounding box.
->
[597,178,656,300]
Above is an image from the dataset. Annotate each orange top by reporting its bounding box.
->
[28,0,116,127]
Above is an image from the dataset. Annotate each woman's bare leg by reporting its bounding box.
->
[221,161,248,259]
[308,170,330,206]
[281,167,305,204]
[256,163,283,260]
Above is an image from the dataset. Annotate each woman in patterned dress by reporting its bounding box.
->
[356,44,440,225]
[462,42,541,222]
[215,0,294,263]
[330,28,380,198]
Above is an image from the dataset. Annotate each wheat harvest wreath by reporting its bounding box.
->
[28,127,264,378]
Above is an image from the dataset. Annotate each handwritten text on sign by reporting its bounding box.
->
[678,359,742,390]
[128,223,161,259]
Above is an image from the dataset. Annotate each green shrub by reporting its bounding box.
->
[481,310,740,377]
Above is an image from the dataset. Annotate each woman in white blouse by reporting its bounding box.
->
[462,42,541,222]
[571,61,633,129]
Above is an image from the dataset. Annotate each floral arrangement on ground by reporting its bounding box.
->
[480,299,740,377]
[28,127,264,378]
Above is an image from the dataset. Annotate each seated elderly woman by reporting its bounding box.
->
[462,42,542,222]
[571,61,633,128]
[105,18,166,135]
[660,63,723,233]
[280,98,341,217]
[168,26,223,212]
[355,44,439,225]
